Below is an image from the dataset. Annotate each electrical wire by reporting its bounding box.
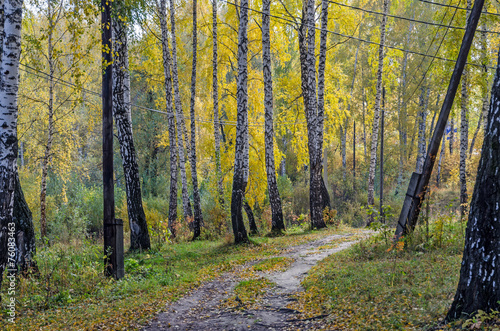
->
[417,0,500,17]
[219,0,495,70]
[328,0,500,35]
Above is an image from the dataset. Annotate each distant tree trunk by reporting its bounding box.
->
[40,0,55,239]
[449,117,455,155]
[169,0,193,221]
[362,88,367,160]
[341,120,347,181]
[380,87,385,220]
[13,171,37,273]
[353,121,356,189]
[470,22,489,157]
[0,0,24,299]
[446,44,500,321]
[396,17,413,190]
[459,0,472,221]
[189,0,203,239]
[416,86,429,173]
[262,0,284,233]
[212,0,224,207]
[347,40,360,183]
[460,73,469,220]
[367,0,389,225]
[244,200,258,235]
[231,0,249,244]
[437,134,445,187]
[159,0,178,236]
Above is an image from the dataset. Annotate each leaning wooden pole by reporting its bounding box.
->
[395,0,484,238]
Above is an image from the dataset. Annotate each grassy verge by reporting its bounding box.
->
[1,225,358,330]
[290,219,466,330]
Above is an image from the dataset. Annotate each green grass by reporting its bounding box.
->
[290,219,466,330]
[1,225,357,330]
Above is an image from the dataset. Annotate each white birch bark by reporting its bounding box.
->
[262,0,284,232]
[158,0,178,236]
[0,0,24,295]
[367,0,390,225]
[112,14,150,250]
[212,0,224,207]
[189,0,203,239]
[459,0,472,220]
[169,0,193,220]
[230,0,249,243]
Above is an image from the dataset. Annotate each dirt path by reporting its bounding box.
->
[143,233,364,330]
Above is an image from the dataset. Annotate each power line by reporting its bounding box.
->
[19,62,305,128]
[401,0,460,109]
[327,0,500,35]
[220,0,495,70]
[417,0,500,17]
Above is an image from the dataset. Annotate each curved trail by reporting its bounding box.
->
[144,233,365,330]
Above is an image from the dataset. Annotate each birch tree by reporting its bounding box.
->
[446,44,500,321]
[459,0,472,221]
[212,0,224,207]
[158,0,178,236]
[230,0,249,243]
[0,0,24,296]
[169,0,193,221]
[262,0,284,233]
[416,85,429,173]
[298,0,327,229]
[189,0,203,239]
[367,0,390,225]
[112,8,150,250]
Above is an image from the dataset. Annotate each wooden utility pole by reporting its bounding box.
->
[102,0,124,279]
[395,0,484,238]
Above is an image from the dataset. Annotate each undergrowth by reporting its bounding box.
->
[291,214,468,330]
[0,225,355,330]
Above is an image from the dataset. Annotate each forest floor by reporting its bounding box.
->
[143,233,368,330]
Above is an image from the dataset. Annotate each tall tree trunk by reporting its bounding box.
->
[367,0,390,225]
[40,0,55,239]
[298,0,327,229]
[396,16,413,190]
[262,0,284,233]
[347,40,360,183]
[189,0,203,239]
[446,43,500,321]
[460,74,469,220]
[212,0,224,207]
[112,15,150,250]
[244,200,258,235]
[437,134,446,187]
[470,22,489,157]
[449,117,455,155]
[159,0,178,237]
[362,88,367,160]
[416,85,429,173]
[0,0,24,300]
[169,0,193,220]
[459,0,472,221]
[341,119,347,181]
[230,0,249,244]
[13,171,37,273]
